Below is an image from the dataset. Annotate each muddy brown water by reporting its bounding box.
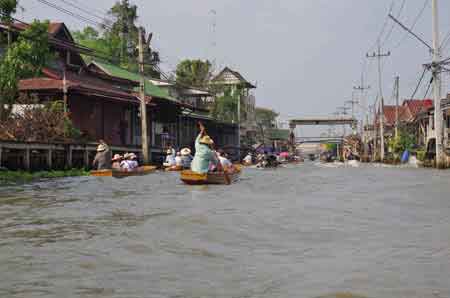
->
[0,162,449,298]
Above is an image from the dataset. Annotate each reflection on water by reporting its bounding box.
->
[1,163,450,298]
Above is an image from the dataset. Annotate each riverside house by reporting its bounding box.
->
[0,21,239,169]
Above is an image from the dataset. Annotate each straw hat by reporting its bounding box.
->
[199,135,214,145]
[97,144,107,152]
[181,148,191,156]
[112,154,122,161]
[128,153,137,160]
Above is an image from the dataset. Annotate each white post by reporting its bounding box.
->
[432,0,443,168]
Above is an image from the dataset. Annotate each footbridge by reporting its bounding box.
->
[296,136,345,144]
[289,117,357,127]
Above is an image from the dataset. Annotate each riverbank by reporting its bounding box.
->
[0,169,89,185]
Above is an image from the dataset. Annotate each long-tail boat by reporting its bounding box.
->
[91,165,157,178]
[180,165,242,185]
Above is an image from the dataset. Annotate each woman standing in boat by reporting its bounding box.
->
[191,122,218,174]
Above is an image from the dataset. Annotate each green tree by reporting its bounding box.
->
[255,107,279,143]
[73,26,122,64]
[388,129,416,155]
[0,0,20,47]
[73,1,160,77]
[104,0,138,62]
[175,59,212,88]
[210,86,241,123]
[0,20,51,120]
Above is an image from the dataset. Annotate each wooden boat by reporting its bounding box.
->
[180,165,242,185]
[164,165,183,172]
[91,165,157,178]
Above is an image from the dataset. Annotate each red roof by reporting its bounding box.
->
[380,105,409,127]
[9,22,63,35]
[402,99,433,119]
[19,68,139,104]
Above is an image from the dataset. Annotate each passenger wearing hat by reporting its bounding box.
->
[243,152,253,165]
[191,122,218,174]
[120,153,139,170]
[93,141,112,170]
[180,147,193,169]
[163,147,176,167]
[111,154,123,170]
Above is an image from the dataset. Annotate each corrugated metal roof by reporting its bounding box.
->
[89,61,179,102]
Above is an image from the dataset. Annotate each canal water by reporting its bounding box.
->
[0,163,449,298]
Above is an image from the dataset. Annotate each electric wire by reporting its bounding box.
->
[52,0,112,24]
[409,67,427,100]
[35,0,111,29]
[392,0,429,50]
[380,0,406,47]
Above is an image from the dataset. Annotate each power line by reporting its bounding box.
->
[380,0,406,47]
[61,0,110,18]
[52,0,112,24]
[368,0,395,52]
[409,67,427,100]
[392,0,429,49]
[35,0,111,29]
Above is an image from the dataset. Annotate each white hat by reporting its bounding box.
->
[97,144,107,152]
[167,148,174,155]
[181,148,191,156]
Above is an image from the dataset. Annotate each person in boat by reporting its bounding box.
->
[191,122,219,174]
[175,152,183,167]
[180,148,193,169]
[93,141,112,170]
[120,153,139,171]
[163,147,176,167]
[111,154,123,170]
[256,151,268,168]
[243,152,253,165]
[217,149,233,171]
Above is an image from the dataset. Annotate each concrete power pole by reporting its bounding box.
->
[138,27,150,164]
[354,75,370,159]
[394,76,400,139]
[432,0,444,168]
[367,42,390,161]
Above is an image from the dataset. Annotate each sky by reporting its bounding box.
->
[17,0,450,136]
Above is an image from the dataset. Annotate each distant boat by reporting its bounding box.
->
[91,166,157,178]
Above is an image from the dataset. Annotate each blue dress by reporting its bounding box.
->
[191,134,214,174]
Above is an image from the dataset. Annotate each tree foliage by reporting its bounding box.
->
[72,26,121,64]
[175,59,212,88]
[0,20,51,120]
[104,0,138,61]
[388,129,416,154]
[0,0,20,46]
[255,107,278,128]
[0,0,19,23]
[73,1,160,77]
[210,86,245,123]
[0,98,81,142]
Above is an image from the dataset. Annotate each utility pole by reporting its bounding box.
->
[394,76,400,139]
[432,0,443,168]
[367,42,390,161]
[354,74,370,158]
[138,27,150,164]
[346,95,359,135]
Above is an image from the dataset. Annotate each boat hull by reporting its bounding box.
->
[91,166,157,178]
[180,165,242,185]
